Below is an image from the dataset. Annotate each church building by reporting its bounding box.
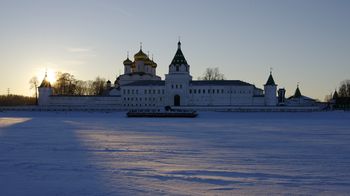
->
[38,41,318,109]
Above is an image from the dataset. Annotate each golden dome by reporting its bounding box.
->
[151,60,157,68]
[134,49,148,61]
[123,58,132,65]
[144,57,153,65]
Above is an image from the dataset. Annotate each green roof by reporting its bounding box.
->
[171,41,188,65]
[265,73,276,85]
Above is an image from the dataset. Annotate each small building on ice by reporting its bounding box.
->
[286,85,318,106]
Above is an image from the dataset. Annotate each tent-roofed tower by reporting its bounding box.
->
[264,71,277,106]
[293,84,302,98]
[165,41,192,106]
[169,41,190,73]
[38,72,52,106]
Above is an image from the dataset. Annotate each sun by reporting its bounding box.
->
[46,69,56,84]
[37,68,56,84]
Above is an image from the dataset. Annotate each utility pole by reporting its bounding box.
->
[7,88,10,96]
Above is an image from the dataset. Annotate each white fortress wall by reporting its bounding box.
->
[48,96,121,107]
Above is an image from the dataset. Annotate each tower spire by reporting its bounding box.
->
[294,82,302,98]
[127,51,129,59]
[140,42,143,50]
[177,37,181,49]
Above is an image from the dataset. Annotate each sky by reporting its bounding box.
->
[0,0,349,100]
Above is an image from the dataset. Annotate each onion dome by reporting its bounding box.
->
[106,80,111,88]
[39,73,51,88]
[144,57,153,65]
[123,57,132,65]
[134,49,148,61]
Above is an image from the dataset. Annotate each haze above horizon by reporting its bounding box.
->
[1,0,349,100]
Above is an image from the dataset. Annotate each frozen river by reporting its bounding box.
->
[0,111,350,195]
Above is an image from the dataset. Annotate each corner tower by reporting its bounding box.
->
[264,71,277,106]
[165,41,192,106]
[38,72,52,106]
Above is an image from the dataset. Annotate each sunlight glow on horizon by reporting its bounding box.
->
[0,1,349,100]
[36,67,56,85]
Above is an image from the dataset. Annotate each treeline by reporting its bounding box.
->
[52,72,109,96]
[337,80,350,97]
[0,95,36,106]
[331,80,350,110]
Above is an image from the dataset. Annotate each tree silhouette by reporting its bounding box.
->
[29,76,39,105]
[198,67,225,80]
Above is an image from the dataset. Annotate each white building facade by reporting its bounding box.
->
[119,41,270,109]
[38,41,317,109]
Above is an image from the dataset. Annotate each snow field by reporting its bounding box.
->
[0,111,349,195]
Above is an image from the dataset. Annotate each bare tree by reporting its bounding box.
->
[339,80,350,97]
[29,76,39,105]
[53,72,77,95]
[324,93,333,102]
[85,80,95,95]
[74,80,89,95]
[91,77,106,95]
[198,67,225,80]
[43,71,109,96]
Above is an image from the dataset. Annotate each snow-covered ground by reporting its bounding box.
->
[0,111,350,196]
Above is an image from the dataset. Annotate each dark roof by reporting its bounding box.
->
[124,80,165,86]
[293,86,302,98]
[265,73,276,86]
[333,90,338,99]
[191,80,253,86]
[171,41,188,65]
[126,72,154,77]
[287,95,314,101]
[39,77,51,88]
